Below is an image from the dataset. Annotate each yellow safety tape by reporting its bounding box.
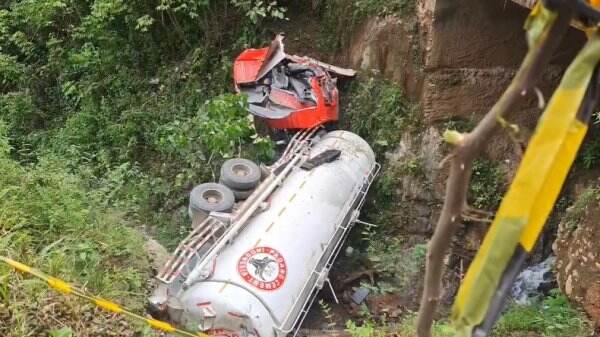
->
[519,118,588,250]
[451,28,600,337]
[0,256,211,337]
[47,277,73,294]
[94,298,124,314]
[148,319,177,332]
[1,256,31,273]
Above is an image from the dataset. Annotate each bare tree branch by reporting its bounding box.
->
[414,4,575,336]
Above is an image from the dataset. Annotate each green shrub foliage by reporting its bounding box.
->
[0,1,281,334]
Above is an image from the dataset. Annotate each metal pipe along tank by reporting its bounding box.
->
[160,130,377,337]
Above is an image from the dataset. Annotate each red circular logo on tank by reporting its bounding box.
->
[237,247,287,291]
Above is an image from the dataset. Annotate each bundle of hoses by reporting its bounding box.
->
[451,2,600,337]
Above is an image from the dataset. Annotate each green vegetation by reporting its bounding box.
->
[340,0,415,19]
[398,156,425,178]
[341,75,427,295]
[0,0,282,335]
[342,75,420,240]
[492,290,593,337]
[318,299,338,330]
[577,114,600,169]
[563,185,600,232]
[49,328,73,337]
[343,76,419,155]
[1,1,594,336]
[0,123,151,336]
[338,73,430,298]
[320,0,415,25]
[316,0,416,55]
[442,118,477,133]
[343,290,592,337]
[469,159,506,210]
[0,0,279,246]
[363,238,427,294]
[345,313,456,337]
[578,137,600,169]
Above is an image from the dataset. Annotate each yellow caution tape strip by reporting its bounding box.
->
[451,17,600,337]
[0,256,211,337]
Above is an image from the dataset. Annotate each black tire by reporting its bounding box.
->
[220,158,261,190]
[219,179,254,201]
[189,183,235,213]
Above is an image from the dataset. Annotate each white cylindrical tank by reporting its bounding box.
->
[173,131,376,337]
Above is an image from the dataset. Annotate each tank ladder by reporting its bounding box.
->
[158,127,318,287]
[157,216,228,284]
[181,129,317,287]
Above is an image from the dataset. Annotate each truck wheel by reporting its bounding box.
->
[189,183,235,214]
[219,180,254,201]
[220,158,261,190]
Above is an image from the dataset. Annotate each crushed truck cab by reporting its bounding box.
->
[233,34,355,130]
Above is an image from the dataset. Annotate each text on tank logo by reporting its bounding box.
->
[238,247,287,291]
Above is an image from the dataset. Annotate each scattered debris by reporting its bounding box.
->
[344,246,354,257]
[365,293,408,319]
[340,269,376,287]
[301,149,341,170]
[350,287,370,305]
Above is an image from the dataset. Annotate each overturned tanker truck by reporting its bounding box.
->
[148,36,379,337]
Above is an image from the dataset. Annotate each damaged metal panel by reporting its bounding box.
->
[233,34,355,129]
[289,55,357,78]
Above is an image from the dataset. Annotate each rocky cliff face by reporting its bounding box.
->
[337,0,596,317]
[286,0,600,325]
[346,0,584,122]
[345,15,424,100]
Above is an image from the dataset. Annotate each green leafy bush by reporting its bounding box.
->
[1,0,277,243]
[364,236,427,293]
[352,0,416,18]
[469,159,505,210]
[578,137,600,169]
[345,313,456,337]
[493,290,593,337]
[343,76,418,155]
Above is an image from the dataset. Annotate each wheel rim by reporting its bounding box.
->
[202,190,223,204]
[232,163,250,177]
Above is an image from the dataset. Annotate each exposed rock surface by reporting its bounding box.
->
[554,186,600,326]
[342,0,586,311]
[145,237,170,273]
[346,0,583,123]
[310,0,596,321]
[346,15,424,99]
[385,126,444,235]
[420,0,584,123]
